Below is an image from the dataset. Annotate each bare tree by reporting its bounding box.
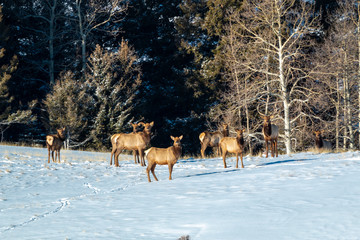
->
[74,0,127,75]
[17,0,67,85]
[337,0,360,149]
[224,0,320,154]
[316,0,359,150]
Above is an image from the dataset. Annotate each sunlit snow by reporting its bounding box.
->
[1,145,360,239]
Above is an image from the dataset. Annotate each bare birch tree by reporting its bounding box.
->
[225,0,320,154]
[337,0,360,149]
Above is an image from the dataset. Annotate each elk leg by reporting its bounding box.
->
[240,152,244,168]
[47,147,51,164]
[110,148,115,165]
[114,149,121,167]
[275,139,278,157]
[146,163,152,182]
[138,149,143,166]
[58,151,61,163]
[151,164,158,181]
[265,140,269,158]
[168,163,174,180]
[200,143,207,159]
[133,150,139,164]
[139,149,146,167]
[51,150,55,162]
[235,153,239,168]
[55,150,58,163]
[222,150,227,168]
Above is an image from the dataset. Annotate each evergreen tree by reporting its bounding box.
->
[120,0,206,153]
[85,41,141,149]
[0,6,34,141]
[43,71,92,148]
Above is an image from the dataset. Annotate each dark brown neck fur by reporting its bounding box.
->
[56,133,66,142]
[222,128,229,137]
[315,136,323,148]
[237,134,244,146]
[263,124,272,137]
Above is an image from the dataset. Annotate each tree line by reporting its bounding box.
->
[1,0,359,155]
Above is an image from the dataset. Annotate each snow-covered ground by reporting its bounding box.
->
[1,145,360,240]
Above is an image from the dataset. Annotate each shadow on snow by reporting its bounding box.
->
[257,158,317,167]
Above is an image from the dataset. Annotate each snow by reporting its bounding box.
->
[1,145,360,239]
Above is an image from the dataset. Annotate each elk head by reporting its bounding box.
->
[261,115,274,137]
[140,121,154,133]
[57,127,66,140]
[171,135,183,147]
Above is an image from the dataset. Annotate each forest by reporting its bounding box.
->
[0,0,359,155]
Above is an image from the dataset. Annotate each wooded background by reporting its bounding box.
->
[1,0,359,155]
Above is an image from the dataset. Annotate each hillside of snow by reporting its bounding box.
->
[1,145,360,239]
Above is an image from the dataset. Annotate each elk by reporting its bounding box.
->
[219,129,245,168]
[145,135,183,182]
[110,122,142,165]
[199,123,229,159]
[46,127,66,163]
[261,115,279,158]
[113,121,154,167]
[313,130,332,152]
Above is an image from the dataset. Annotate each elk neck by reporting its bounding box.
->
[315,136,323,148]
[222,128,229,137]
[236,134,244,146]
[263,123,272,137]
[57,132,66,141]
[172,144,182,158]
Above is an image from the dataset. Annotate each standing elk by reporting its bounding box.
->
[46,127,66,163]
[199,123,229,159]
[110,122,142,165]
[261,115,279,158]
[219,129,245,168]
[145,135,183,182]
[113,121,154,167]
[313,130,332,152]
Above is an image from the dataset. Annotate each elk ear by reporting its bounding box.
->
[242,128,246,132]
[321,130,325,133]
[170,136,175,141]
[270,115,274,119]
[150,121,154,127]
[179,135,183,140]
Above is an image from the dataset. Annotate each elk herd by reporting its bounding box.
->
[46,116,332,182]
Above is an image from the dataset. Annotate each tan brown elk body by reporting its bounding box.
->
[145,135,183,182]
[46,127,66,163]
[110,122,142,165]
[261,115,279,158]
[219,129,245,168]
[199,124,229,159]
[313,130,332,152]
[113,121,154,167]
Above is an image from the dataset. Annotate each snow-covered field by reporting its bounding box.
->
[1,145,360,240]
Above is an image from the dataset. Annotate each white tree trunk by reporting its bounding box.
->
[279,42,291,154]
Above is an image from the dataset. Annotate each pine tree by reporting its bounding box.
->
[0,6,34,141]
[43,71,93,148]
[85,41,141,149]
